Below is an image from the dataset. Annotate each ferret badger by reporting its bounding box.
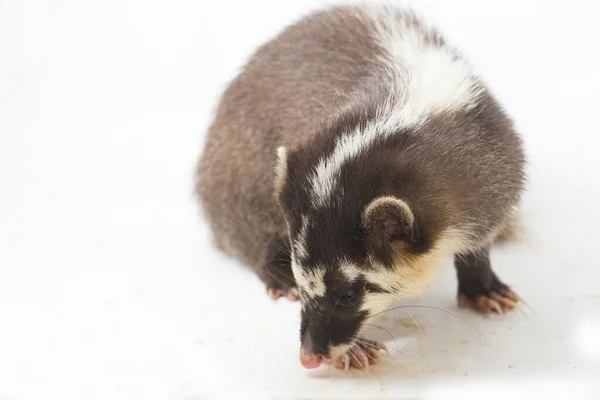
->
[196,5,525,370]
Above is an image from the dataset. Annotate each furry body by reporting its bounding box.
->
[197,5,525,368]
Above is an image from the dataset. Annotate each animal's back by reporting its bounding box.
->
[196,6,390,268]
[196,5,523,269]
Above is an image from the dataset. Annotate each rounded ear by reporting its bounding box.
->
[274,146,288,196]
[362,196,418,259]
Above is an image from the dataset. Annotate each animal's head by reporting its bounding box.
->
[274,124,451,368]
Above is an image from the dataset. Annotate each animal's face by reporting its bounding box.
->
[292,245,397,364]
[275,145,442,367]
[287,206,433,365]
[296,262,370,362]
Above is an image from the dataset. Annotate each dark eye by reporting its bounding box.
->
[339,289,357,303]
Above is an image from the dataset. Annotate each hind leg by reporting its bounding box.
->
[455,246,520,314]
[258,234,298,301]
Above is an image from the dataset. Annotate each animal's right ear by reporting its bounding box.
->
[274,146,288,197]
[362,196,418,262]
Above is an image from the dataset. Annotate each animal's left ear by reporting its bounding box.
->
[362,196,419,260]
[274,146,288,196]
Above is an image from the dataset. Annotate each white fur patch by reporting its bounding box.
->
[361,291,399,317]
[309,5,483,207]
[292,262,327,299]
[359,226,475,316]
[328,342,353,360]
[362,266,403,294]
[309,121,382,207]
[364,5,483,125]
[436,226,477,256]
[292,215,309,260]
[290,216,328,299]
[290,256,302,285]
[339,260,361,281]
[274,146,288,196]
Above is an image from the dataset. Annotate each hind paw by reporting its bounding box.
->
[267,287,299,301]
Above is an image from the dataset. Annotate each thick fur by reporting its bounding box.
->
[196,5,525,359]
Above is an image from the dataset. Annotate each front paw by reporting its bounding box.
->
[332,339,386,371]
[458,283,521,314]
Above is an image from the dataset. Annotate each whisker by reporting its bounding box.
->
[256,209,279,227]
[326,301,339,324]
[354,338,430,368]
[518,297,536,315]
[261,257,291,264]
[219,218,291,256]
[352,347,371,375]
[354,338,388,360]
[371,304,496,353]
[362,323,399,353]
[260,268,291,288]
[407,311,428,354]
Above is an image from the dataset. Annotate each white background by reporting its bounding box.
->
[1,0,599,399]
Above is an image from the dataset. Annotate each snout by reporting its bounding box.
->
[299,347,331,369]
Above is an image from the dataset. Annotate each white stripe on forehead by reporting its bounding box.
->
[290,215,327,299]
[309,6,482,208]
[292,260,327,299]
[310,122,382,208]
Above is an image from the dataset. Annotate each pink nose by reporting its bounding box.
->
[299,347,328,369]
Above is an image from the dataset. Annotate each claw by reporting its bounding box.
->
[490,300,504,315]
[491,293,517,310]
[331,341,385,371]
[475,296,503,314]
[501,288,521,303]
[460,288,524,316]
[358,350,370,373]
[378,343,390,356]
[477,296,503,314]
